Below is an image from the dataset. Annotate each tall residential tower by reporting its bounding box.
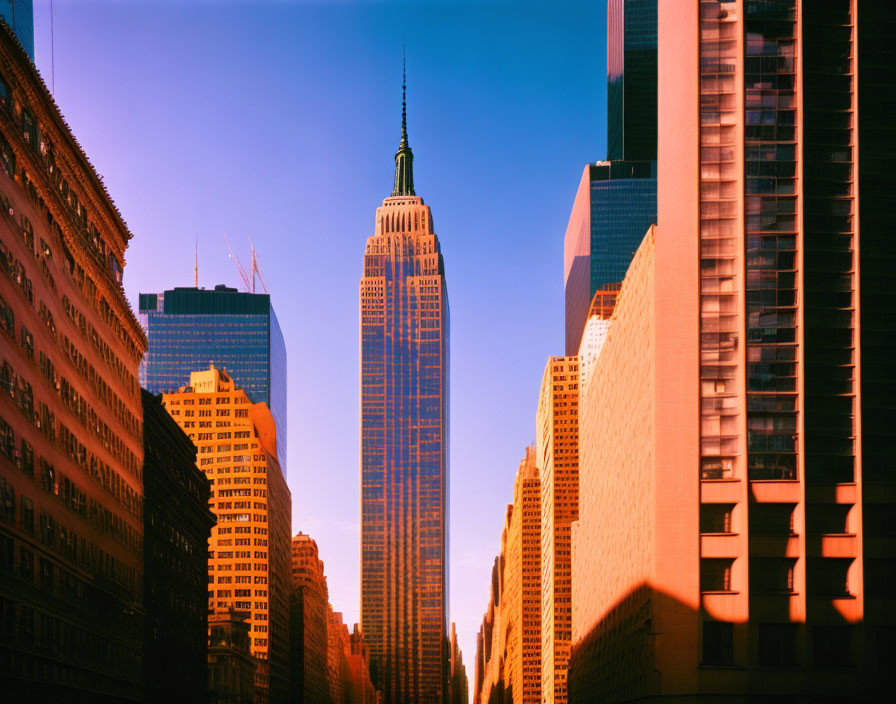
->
[359,67,450,704]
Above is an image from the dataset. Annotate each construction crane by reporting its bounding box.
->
[224,234,268,294]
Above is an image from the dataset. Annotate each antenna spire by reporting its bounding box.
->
[194,235,198,288]
[401,45,408,149]
[392,45,416,197]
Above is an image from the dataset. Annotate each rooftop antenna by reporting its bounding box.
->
[194,234,199,288]
[249,239,269,294]
[49,0,56,94]
[224,233,251,292]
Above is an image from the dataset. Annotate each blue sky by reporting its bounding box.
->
[33,0,607,675]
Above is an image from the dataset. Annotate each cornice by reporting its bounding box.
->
[0,30,147,352]
[0,22,134,249]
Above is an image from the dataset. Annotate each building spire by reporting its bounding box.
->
[392,46,415,196]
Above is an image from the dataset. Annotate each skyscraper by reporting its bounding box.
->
[537,357,579,704]
[1,25,146,700]
[141,390,215,704]
[139,285,287,470]
[472,447,541,704]
[563,1,657,354]
[563,161,655,354]
[606,0,657,162]
[163,365,291,704]
[359,67,450,704]
[290,532,330,704]
[569,0,893,699]
[0,0,33,60]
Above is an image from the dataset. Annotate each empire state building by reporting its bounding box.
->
[359,69,449,704]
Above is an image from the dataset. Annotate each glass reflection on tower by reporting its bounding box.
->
[360,72,449,704]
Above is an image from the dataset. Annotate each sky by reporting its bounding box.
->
[32,0,607,679]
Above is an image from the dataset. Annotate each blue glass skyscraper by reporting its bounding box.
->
[564,0,657,354]
[0,0,33,60]
[138,285,287,471]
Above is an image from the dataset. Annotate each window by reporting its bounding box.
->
[702,621,734,666]
[701,558,734,592]
[0,72,9,112]
[750,503,795,535]
[700,504,734,533]
[811,626,851,668]
[750,558,796,594]
[0,131,14,177]
[22,108,39,151]
[759,623,798,668]
[807,558,852,597]
[806,504,851,535]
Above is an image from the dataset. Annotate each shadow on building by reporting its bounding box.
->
[569,581,886,703]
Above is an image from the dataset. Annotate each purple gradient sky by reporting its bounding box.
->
[33,0,607,675]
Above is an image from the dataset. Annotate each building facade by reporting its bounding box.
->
[139,285,287,469]
[564,0,657,355]
[607,0,657,162]
[290,531,330,704]
[142,389,215,704]
[359,73,449,704]
[0,25,147,702]
[563,161,655,354]
[448,622,469,704]
[163,365,291,704]
[209,608,256,704]
[570,0,893,699]
[537,357,579,704]
[0,1,32,61]
[473,446,542,704]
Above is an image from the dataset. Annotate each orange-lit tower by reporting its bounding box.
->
[537,357,579,704]
[290,532,329,704]
[0,24,147,701]
[570,0,893,700]
[163,365,291,704]
[359,63,449,704]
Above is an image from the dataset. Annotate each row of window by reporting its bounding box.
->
[702,620,855,669]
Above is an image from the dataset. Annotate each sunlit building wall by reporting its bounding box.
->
[448,622,469,704]
[359,85,449,704]
[570,0,893,699]
[290,532,329,704]
[537,356,579,704]
[569,228,655,703]
[163,365,291,704]
[0,26,147,700]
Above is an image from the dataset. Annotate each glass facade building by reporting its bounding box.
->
[0,1,33,61]
[590,161,656,294]
[564,162,656,354]
[607,0,657,162]
[138,285,287,470]
[564,1,657,354]
[360,93,449,704]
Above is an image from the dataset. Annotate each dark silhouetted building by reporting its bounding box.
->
[1,23,147,702]
[209,608,256,704]
[142,389,215,704]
